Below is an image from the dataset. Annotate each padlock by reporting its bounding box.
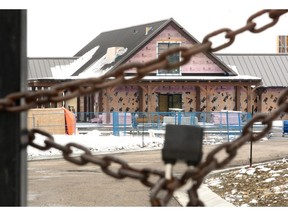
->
[162,124,203,166]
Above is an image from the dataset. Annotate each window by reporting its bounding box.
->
[277,36,288,53]
[158,94,182,112]
[157,42,181,75]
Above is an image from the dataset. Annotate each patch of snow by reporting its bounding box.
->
[246,168,256,175]
[78,47,128,78]
[235,174,243,178]
[269,170,283,174]
[263,177,275,183]
[273,120,283,127]
[224,196,235,202]
[239,168,247,174]
[240,203,250,207]
[272,186,282,193]
[260,137,268,141]
[27,132,163,160]
[257,166,271,172]
[51,46,99,78]
[85,130,102,136]
[235,195,243,200]
[250,199,258,204]
[206,178,222,187]
[227,65,239,74]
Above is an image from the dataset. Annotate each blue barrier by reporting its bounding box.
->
[283,120,288,136]
[75,111,253,139]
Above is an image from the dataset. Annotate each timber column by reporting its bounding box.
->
[139,86,148,112]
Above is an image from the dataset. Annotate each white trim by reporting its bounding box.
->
[141,74,261,81]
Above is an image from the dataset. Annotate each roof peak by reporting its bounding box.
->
[100,18,172,34]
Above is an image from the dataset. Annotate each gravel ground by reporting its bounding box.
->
[204,158,288,207]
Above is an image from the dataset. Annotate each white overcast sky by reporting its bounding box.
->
[3,0,288,57]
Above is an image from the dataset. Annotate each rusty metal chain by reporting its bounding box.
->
[1,9,288,206]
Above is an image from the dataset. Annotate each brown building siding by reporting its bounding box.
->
[96,81,260,115]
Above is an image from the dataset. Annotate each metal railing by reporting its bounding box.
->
[75,111,252,137]
[28,110,286,142]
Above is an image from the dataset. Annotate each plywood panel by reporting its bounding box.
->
[27,108,66,134]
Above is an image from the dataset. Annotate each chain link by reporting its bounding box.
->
[248,9,282,33]
[1,9,288,206]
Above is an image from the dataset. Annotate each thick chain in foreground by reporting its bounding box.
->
[1,9,288,206]
[26,88,288,206]
[0,9,287,112]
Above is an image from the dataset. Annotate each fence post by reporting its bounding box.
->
[112,112,119,136]
[226,111,230,142]
[237,112,242,134]
[178,111,182,125]
[123,112,127,135]
[0,10,27,206]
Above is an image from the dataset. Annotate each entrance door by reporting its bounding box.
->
[158,94,182,112]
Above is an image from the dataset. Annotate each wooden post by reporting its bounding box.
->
[235,86,241,111]
[0,10,27,206]
[247,86,252,113]
[139,86,148,112]
[195,86,201,112]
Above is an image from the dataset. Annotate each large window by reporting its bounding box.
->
[157,42,181,75]
[278,36,288,53]
[158,94,182,112]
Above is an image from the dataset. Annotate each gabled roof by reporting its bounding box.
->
[72,18,236,77]
[216,54,288,87]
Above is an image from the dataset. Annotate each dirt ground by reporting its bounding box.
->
[27,136,288,207]
[204,159,288,207]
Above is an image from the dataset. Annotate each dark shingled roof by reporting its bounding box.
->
[72,19,169,76]
[72,18,236,76]
[216,54,288,87]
